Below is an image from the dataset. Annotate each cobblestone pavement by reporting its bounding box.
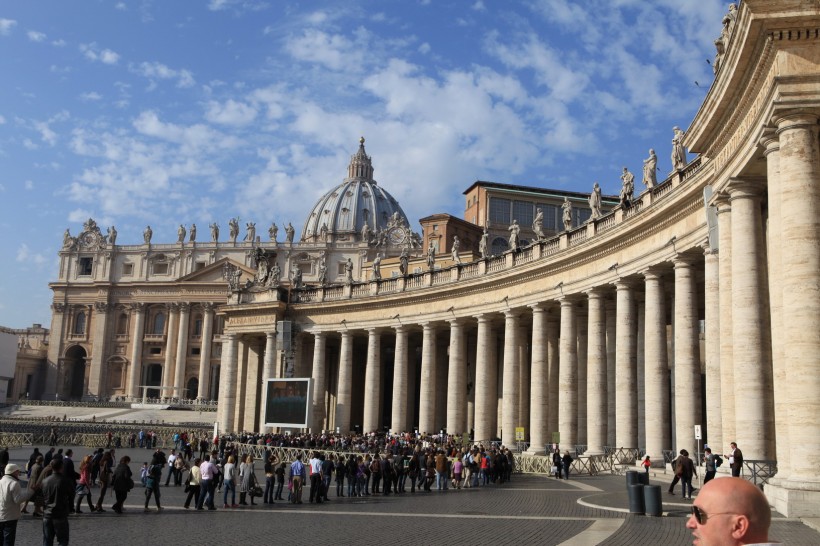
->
[5,447,819,545]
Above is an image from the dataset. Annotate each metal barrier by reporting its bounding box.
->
[0,433,34,448]
[743,460,778,487]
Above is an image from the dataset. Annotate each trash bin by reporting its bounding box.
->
[638,472,649,486]
[628,483,645,514]
[626,470,640,487]
[644,485,662,516]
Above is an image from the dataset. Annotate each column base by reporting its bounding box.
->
[765,479,820,518]
[524,448,545,456]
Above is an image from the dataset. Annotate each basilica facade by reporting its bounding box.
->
[46,1,820,516]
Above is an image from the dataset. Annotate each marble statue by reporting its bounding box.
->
[344,258,354,285]
[210,222,219,243]
[427,240,436,269]
[189,224,196,243]
[228,218,239,243]
[268,262,281,288]
[509,219,521,250]
[561,199,573,231]
[318,256,328,286]
[245,222,256,243]
[107,226,117,245]
[532,208,545,240]
[177,224,186,243]
[319,223,328,242]
[399,246,409,276]
[451,236,461,264]
[285,222,295,244]
[372,253,382,280]
[642,149,658,189]
[143,225,153,244]
[292,267,303,289]
[479,227,489,259]
[62,229,75,249]
[253,247,269,284]
[361,223,371,245]
[620,167,635,207]
[269,222,278,242]
[671,126,687,171]
[589,183,603,219]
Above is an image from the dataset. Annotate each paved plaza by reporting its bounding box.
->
[4,446,819,545]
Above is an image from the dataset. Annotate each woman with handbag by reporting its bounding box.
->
[94,451,113,512]
[74,455,94,514]
[111,455,133,513]
[183,458,201,509]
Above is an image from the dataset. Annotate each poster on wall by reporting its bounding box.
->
[264,378,312,428]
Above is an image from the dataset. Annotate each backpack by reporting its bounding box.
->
[714,455,723,468]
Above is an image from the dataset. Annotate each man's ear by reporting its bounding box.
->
[730,515,751,539]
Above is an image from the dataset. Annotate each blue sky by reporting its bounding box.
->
[0,0,726,328]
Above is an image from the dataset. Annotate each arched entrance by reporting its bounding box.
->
[144,364,162,398]
[63,346,87,400]
[185,377,198,400]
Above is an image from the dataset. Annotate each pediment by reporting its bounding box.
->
[178,258,253,283]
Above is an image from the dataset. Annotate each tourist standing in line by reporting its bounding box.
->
[561,451,573,480]
[42,459,72,546]
[196,454,216,510]
[0,464,36,544]
[290,454,306,504]
[143,454,163,512]
[703,447,717,484]
[678,450,697,499]
[94,451,113,512]
[74,455,94,514]
[222,455,237,508]
[263,455,276,504]
[111,456,133,514]
[725,442,743,477]
[183,459,201,509]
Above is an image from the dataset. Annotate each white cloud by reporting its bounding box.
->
[24,180,34,190]
[0,19,16,35]
[79,43,120,65]
[285,29,364,71]
[134,61,195,89]
[51,39,66,47]
[23,138,37,150]
[0,183,5,191]
[0,114,5,124]
[50,65,71,74]
[16,244,46,265]
[27,30,46,42]
[208,0,268,12]
[204,99,257,126]
[79,91,102,101]
[115,2,127,10]
[472,1,486,11]
[418,42,430,54]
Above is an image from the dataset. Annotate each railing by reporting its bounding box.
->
[405,275,424,290]
[379,278,399,293]
[743,460,778,487]
[624,198,644,218]
[542,239,560,257]
[596,214,616,233]
[460,262,480,279]
[487,256,505,273]
[662,449,676,464]
[431,270,450,285]
[653,180,674,202]
[568,228,587,246]
[324,286,345,300]
[514,247,534,265]
[681,156,704,182]
[351,284,369,297]
[16,398,217,410]
[297,289,319,303]
[0,422,212,449]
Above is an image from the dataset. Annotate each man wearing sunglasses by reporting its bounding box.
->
[686,477,781,545]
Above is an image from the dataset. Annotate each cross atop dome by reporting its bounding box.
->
[348,136,375,183]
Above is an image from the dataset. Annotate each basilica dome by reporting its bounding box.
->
[301,137,411,243]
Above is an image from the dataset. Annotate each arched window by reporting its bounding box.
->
[73,312,86,335]
[491,237,508,257]
[153,312,165,335]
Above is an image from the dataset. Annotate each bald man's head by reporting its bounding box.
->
[686,477,773,545]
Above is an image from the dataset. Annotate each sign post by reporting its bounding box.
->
[694,425,702,489]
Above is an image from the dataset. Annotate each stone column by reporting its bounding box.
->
[447,319,467,435]
[528,305,548,454]
[258,330,277,428]
[161,304,179,399]
[644,269,669,465]
[391,325,409,433]
[517,325,530,437]
[558,298,577,448]
[546,314,560,437]
[761,130,789,477]
[336,331,353,434]
[363,328,381,433]
[636,296,645,450]
[197,304,214,400]
[474,315,497,442]
[173,302,190,398]
[87,302,111,398]
[44,303,68,399]
[242,340,261,432]
[419,323,437,434]
[501,310,519,447]
[715,193,735,446]
[310,331,327,431]
[728,178,774,459]
[233,340,249,432]
[127,303,145,398]
[673,257,701,453]
[774,113,820,497]
[217,333,238,433]
[605,298,616,447]
[615,280,637,448]
[703,246,722,452]
[576,310,588,446]
[585,290,607,455]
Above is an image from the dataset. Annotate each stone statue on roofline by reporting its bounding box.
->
[228,218,239,243]
[451,236,461,264]
[344,257,354,285]
[210,222,219,243]
[589,183,602,220]
[508,219,520,250]
[620,167,635,208]
[479,226,489,259]
[143,226,153,245]
[189,224,196,243]
[292,266,303,289]
[245,222,256,243]
[318,255,328,286]
[107,226,117,246]
[372,253,382,280]
[269,222,278,242]
[285,222,295,245]
[671,126,687,171]
[399,246,409,276]
[561,199,573,231]
[533,208,545,241]
[177,224,186,243]
[427,240,436,270]
[642,149,658,189]
[268,261,281,288]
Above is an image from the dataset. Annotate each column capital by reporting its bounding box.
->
[265,331,276,339]
[474,313,494,323]
[726,177,766,199]
[394,324,408,335]
[529,302,548,314]
[312,330,326,340]
[641,267,665,281]
[129,302,145,313]
[447,318,464,328]
[165,302,180,313]
[178,302,191,313]
[774,111,819,135]
[200,302,215,313]
[713,190,731,213]
[614,278,637,291]
[759,127,780,155]
[673,255,697,269]
[504,309,520,319]
[583,287,606,300]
